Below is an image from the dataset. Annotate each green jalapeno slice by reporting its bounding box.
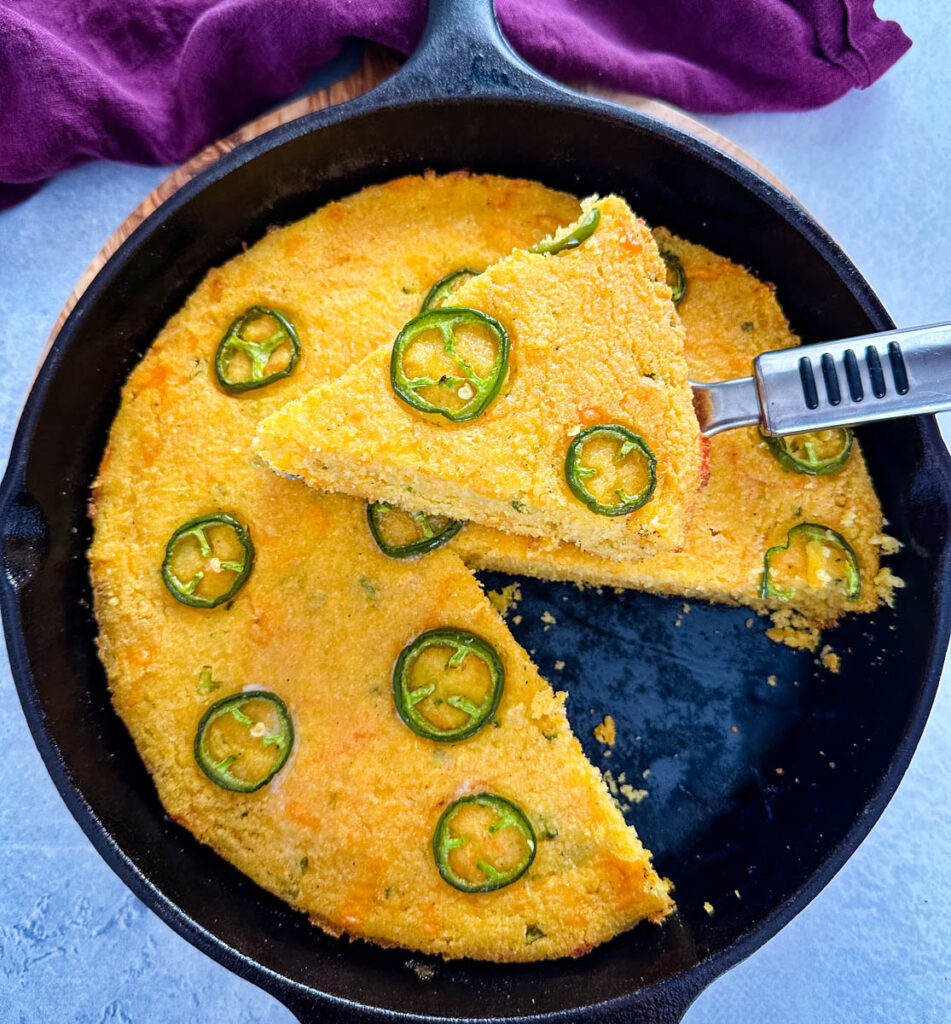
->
[214,305,301,394]
[393,628,504,742]
[367,501,463,559]
[162,513,254,608]
[390,307,510,422]
[761,427,854,476]
[659,250,686,305]
[760,522,861,602]
[529,208,600,255]
[421,268,480,312]
[194,690,294,792]
[433,793,536,893]
[565,424,657,516]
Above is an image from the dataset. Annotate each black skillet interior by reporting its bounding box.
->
[2,1,950,1022]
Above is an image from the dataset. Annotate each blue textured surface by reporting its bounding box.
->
[1,3,949,1020]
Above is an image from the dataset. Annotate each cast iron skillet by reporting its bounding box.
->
[2,0,950,1020]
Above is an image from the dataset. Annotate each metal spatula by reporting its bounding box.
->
[692,322,951,436]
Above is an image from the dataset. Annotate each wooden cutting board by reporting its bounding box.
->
[49,44,800,341]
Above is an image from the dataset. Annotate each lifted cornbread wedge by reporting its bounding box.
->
[89,173,672,962]
[451,231,894,649]
[254,195,704,561]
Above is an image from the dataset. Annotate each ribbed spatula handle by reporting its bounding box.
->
[755,322,951,435]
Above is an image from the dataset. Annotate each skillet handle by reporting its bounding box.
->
[375,0,561,102]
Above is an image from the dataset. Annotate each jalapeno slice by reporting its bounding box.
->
[162,513,254,608]
[367,501,463,559]
[658,249,687,306]
[530,208,600,255]
[421,268,480,312]
[760,522,861,602]
[390,307,510,422]
[433,793,536,893]
[393,628,504,742]
[565,424,657,516]
[761,427,854,476]
[194,690,294,793]
[214,305,301,394]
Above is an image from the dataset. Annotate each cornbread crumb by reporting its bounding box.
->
[554,660,565,671]
[819,645,841,674]
[487,582,522,617]
[703,902,715,916]
[541,610,557,625]
[869,532,903,555]
[594,715,617,745]
[620,784,648,804]
[767,674,778,687]
[766,607,821,651]
[874,567,906,607]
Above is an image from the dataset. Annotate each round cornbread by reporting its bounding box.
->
[89,173,673,962]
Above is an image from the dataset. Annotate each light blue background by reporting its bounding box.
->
[1,1,948,1020]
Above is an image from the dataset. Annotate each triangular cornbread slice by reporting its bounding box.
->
[254,195,704,561]
[452,231,893,648]
[89,173,672,962]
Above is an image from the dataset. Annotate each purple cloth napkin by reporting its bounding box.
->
[0,0,910,210]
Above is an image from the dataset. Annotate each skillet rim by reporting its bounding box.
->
[2,73,951,1024]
